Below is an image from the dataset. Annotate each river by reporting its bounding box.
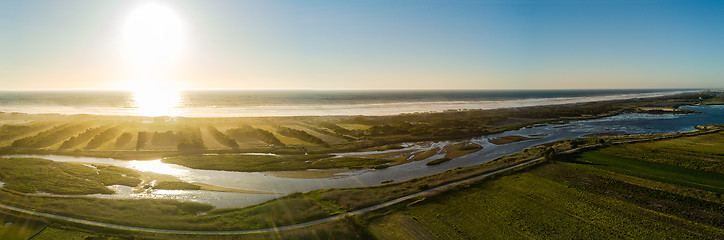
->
[4,104,723,208]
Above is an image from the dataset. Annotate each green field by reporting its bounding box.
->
[1,122,723,239]
[596,132,724,173]
[0,213,47,240]
[0,136,560,232]
[0,158,141,194]
[162,154,391,172]
[26,219,368,240]
[24,226,94,240]
[565,151,724,193]
[366,162,723,239]
[365,131,724,239]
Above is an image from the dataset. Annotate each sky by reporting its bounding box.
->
[1,0,723,90]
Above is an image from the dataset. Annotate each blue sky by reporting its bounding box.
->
[1,0,722,89]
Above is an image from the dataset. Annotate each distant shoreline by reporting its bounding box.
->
[0,89,700,118]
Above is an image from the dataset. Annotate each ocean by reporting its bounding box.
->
[0,89,697,117]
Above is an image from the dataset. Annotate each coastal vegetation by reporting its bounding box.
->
[58,126,105,150]
[0,92,715,166]
[0,123,52,143]
[153,181,201,190]
[596,132,724,174]
[425,157,450,166]
[442,142,482,159]
[0,132,595,230]
[366,163,722,239]
[0,158,141,195]
[114,131,133,148]
[84,126,119,149]
[701,91,724,105]
[162,154,390,172]
[0,92,722,239]
[225,125,284,146]
[10,123,90,149]
[488,135,539,145]
[206,126,239,149]
[277,126,328,146]
[362,129,724,239]
[0,126,722,238]
[411,148,439,161]
[426,142,483,166]
[374,144,404,151]
[0,212,47,240]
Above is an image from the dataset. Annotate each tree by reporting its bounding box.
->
[136,131,148,151]
[543,147,556,162]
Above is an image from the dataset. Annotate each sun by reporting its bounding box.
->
[121,2,185,116]
[122,2,185,70]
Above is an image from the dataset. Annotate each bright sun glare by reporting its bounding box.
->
[122,2,185,116]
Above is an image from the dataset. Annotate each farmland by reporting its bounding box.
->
[0,92,722,239]
[365,130,724,239]
[0,128,722,239]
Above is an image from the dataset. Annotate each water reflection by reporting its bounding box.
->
[3,105,724,207]
[126,160,188,177]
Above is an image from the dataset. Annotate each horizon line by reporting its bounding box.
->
[0,87,711,92]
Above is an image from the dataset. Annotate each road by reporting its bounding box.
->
[4,129,716,235]
[0,155,546,235]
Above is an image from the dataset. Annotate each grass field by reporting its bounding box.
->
[365,131,724,239]
[0,212,47,240]
[162,154,390,172]
[0,137,559,232]
[25,227,94,240]
[27,219,368,240]
[366,163,723,239]
[564,151,724,193]
[1,124,723,239]
[596,132,724,173]
[0,158,141,194]
[488,135,539,145]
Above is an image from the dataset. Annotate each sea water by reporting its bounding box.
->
[0,89,696,117]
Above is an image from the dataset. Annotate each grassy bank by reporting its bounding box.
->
[0,134,586,231]
[162,154,390,172]
[0,92,715,165]
[2,127,723,239]
[365,162,723,239]
[442,142,482,159]
[364,131,724,238]
[488,135,539,145]
[0,158,141,195]
[566,151,724,193]
[0,212,47,240]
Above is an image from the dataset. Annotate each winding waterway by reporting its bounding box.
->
[4,105,724,208]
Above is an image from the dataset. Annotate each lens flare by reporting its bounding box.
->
[122,2,185,69]
[121,3,185,116]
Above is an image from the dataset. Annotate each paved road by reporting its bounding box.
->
[7,129,716,235]
[0,155,546,235]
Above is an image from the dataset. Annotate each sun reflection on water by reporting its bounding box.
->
[126,160,188,177]
[131,88,182,117]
